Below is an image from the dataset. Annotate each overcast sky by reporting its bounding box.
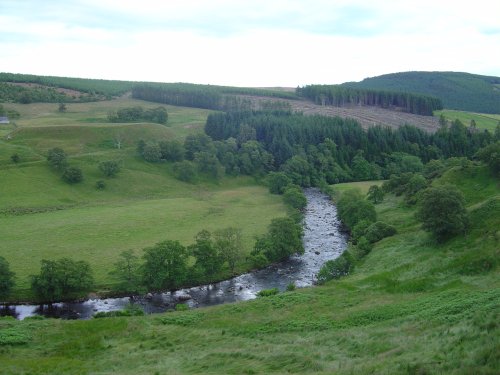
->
[1,0,499,87]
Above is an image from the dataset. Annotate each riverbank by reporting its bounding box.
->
[2,188,347,320]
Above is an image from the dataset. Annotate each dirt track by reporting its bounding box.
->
[236,95,440,132]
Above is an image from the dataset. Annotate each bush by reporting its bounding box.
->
[47,147,67,170]
[317,252,354,284]
[257,288,279,297]
[267,172,291,194]
[175,303,189,311]
[10,153,20,163]
[337,189,376,230]
[356,236,373,256]
[95,180,106,190]
[283,186,307,211]
[62,166,83,184]
[351,220,372,243]
[286,282,296,292]
[172,160,197,183]
[248,253,268,268]
[99,160,121,177]
[365,221,397,243]
[416,185,469,242]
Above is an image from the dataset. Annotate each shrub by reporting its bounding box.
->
[95,180,106,190]
[47,147,67,170]
[356,236,373,256]
[10,153,20,163]
[337,189,376,230]
[99,160,121,177]
[317,252,354,284]
[283,186,307,211]
[175,303,189,311]
[351,220,372,243]
[62,166,83,184]
[172,160,197,183]
[365,221,397,243]
[267,172,291,194]
[286,282,296,292]
[248,253,268,269]
[257,288,279,297]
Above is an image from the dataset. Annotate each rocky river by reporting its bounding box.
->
[3,188,348,320]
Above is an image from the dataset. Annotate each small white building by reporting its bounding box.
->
[0,116,9,124]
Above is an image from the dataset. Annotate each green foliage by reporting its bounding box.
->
[282,186,307,211]
[356,236,373,257]
[132,82,297,110]
[61,166,83,184]
[30,258,94,302]
[248,252,268,268]
[175,303,189,311]
[423,159,446,179]
[109,250,143,295]
[417,185,469,242]
[366,185,384,204]
[95,180,106,190]
[317,252,354,283]
[297,84,443,115]
[159,140,185,162]
[337,189,377,230]
[172,160,197,183]
[475,141,500,175]
[142,142,162,162]
[142,240,188,292]
[214,227,243,274]
[364,221,397,243]
[108,106,168,125]
[267,172,292,194]
[0,256,15,301]
[0,327,31,346]
[98,160,121,178]
[286,282,296,292]
[189,230,224,280]
[254,217,304,262]
[10,154,20,164]
[58,103,67,113]
[343,71,500,114]
[257,288,279,297]
[46,147,67,170]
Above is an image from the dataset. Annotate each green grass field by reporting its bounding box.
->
[434,109,500,131]
[2,164,498,374]
[0,99,286,300]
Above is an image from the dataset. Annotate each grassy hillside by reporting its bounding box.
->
[344,71,500,114]
[0,98,287,300]
[434,109,500,131]
[2,164,498,374]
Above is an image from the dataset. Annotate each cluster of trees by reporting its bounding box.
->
[342,71,500,114]
[297,85,443,115]
[0,82,73,104]
[0,72,134,98]
[108,106,168,125]
[132,83,297,111]
[47,147,121,186]
[137,133,274,182]
[47,147,83,184]
[204,111,498,186]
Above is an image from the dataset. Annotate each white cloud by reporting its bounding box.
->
[0,0,499,85]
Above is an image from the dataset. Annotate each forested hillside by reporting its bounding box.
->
[343,71,500,114]
[297,85,442,116]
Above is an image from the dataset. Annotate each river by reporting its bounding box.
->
[2,188,348,320]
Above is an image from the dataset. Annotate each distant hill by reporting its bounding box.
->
[343,71,500,114]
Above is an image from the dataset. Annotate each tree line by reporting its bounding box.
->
[108,106,168,124]
[296,85,443,115]
[203,110,497,185]
[131,83,297,111]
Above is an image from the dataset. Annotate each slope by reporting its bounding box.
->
[1,163,498,374]
[343,71,500,114]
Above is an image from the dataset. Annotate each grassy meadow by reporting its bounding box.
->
[1,164,498,374]
[0,99,286,300]
[434,109,500,131]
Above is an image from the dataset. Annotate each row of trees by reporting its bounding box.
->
[297,85,443,115]
[108,106,168,125]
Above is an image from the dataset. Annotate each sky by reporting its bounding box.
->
[1,0,499,87]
